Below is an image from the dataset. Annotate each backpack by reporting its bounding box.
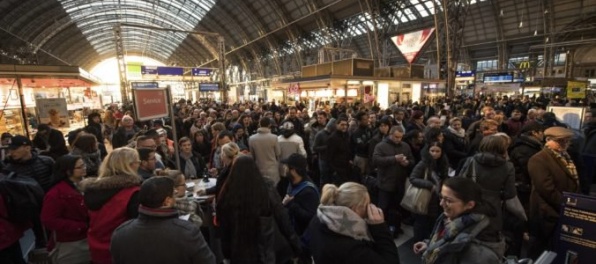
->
[0,170,45,222]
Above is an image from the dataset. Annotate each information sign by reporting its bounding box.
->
[554,193,596,264]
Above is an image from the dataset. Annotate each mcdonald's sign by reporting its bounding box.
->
[518,61,532,69]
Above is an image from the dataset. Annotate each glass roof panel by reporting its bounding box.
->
[56,0,216,59]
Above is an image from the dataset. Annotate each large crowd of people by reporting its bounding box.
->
[1,94,596,264]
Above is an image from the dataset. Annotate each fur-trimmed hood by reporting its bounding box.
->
[81,174,141,211]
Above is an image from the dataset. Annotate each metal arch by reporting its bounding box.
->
[30,3,207,53]
[2,0,56,30]
[489,0,507,70]
[210,4,260,74]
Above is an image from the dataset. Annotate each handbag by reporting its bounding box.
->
[400,169,432,215]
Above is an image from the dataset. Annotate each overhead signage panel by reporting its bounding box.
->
[192,68,212,76]
[199,83,219,92]
[141,66,158,75]
[131,82,159,89]
[157,66,184,76]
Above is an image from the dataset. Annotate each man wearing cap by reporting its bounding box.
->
[528,126,580,256]
[281,153,319,237]
[111,177,215,264]
[4,135,55,192]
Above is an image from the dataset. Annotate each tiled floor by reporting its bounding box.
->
[395,225,422,264]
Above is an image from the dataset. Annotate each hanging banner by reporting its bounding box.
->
[36,98,69,128]
[554,192,596,264]
[567,81,587,99]
[390,28,435,64]
[133,89,169,121]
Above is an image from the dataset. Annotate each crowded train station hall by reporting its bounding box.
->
[1,0,596,263]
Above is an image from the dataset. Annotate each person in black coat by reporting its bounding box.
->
[306,182,399,264]
[32,124,68,161]
[442,117,469,170]
[325,117,352,185]
[509,123,545,210]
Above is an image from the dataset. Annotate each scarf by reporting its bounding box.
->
[544,145,579,184]
[317,206,372,241]
[424,213,487,263]
[180,152,197,178]
[447,126,466,138]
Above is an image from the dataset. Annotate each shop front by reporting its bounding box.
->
[0,64,101,138]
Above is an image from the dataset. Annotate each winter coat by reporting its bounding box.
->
[528,149,580,241]
[409,161,446,217]
[111,126,139,149]
[422,213,503,264]
[0,193,31,250]
[179,151,207,179]
[505,118,525,138]
[442,128,468,169]
[249,127,281,184]
[458,153,516,235]
[218,179,301,264]
[309,121,326,154]
[81,174,141,264]
[312,130,332,159]
[509,135,542,189]
[326,130,352,182]
[351,125,373,158]
[307,206,400,264]
[284,180,319,236]
[372,138,414,192]
[40,180,88,250]
[110,206,215,264]
[4,152,55,192]
[85,113,104,143]
[583,122,596,154]
[278,134,307,159]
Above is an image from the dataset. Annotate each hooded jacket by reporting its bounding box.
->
[458,153,516,235]
[81,174,141,264]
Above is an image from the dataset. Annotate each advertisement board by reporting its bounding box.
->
[133,89,169,121]
[554,193,596,264]
[567,81,587,99]
[36,98,69,128]
[390,28,435,64]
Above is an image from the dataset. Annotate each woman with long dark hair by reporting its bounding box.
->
[41,155,90,264]
[413,177,503,263]
[216,155,300,264]
[408,142,449,242]
[192,129,212,162]
[70,133,102,177]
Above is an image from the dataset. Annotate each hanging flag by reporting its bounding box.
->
[391,28,435,64]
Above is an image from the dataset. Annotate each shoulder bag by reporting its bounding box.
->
[400,169,432,215]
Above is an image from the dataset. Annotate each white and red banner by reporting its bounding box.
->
[288,83,300,95]
[391,28,435,64]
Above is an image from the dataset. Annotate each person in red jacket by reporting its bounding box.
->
[81,147,141,264]
[0,192,31,264]
[41,155,90,264]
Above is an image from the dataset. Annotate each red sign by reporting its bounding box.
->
[133,89,169,121]
[391,28,435,64]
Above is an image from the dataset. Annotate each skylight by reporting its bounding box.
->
[57,0,216,58]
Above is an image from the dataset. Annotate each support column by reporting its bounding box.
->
[113,24,129,104]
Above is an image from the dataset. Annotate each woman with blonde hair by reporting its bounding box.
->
[306,182,399,264]
[198,141,240,197]
[82,147,142,264]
